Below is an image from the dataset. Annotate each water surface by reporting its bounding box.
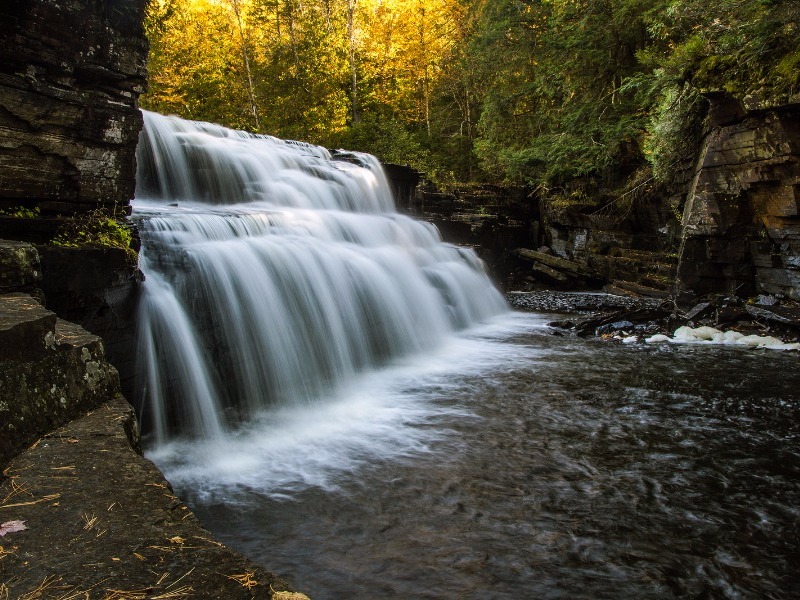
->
[151,313,800,599]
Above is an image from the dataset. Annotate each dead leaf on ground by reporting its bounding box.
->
[0,521,27,537]
[271,591,311,600]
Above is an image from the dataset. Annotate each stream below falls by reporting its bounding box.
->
[148,312,800,599]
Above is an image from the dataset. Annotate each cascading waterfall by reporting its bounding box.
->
[134,110,508,444]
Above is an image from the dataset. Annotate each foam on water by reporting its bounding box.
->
[134,111,509,447]
[645,326,800,350]
[147,312,550,502]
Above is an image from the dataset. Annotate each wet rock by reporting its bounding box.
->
[383,163,421,211]
[0,396,290,598]
[596,320,635,335]
[575,307,671,337]
[756,294,779,306]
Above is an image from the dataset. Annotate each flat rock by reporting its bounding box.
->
[0,396,291,598]
[0,293,56,362]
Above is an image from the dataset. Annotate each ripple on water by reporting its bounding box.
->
[150,313,800,599]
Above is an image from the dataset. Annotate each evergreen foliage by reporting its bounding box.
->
[141,0,800,191]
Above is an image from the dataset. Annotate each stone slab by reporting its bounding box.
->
[0,396,292,598]
[0,293,56,362]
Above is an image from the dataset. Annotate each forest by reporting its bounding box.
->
[142,0,800,195]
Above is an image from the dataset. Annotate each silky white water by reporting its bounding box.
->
[131,112,800,599]
[146,312,553,502]
[134,110,508,446]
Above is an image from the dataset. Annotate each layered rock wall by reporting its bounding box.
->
[678,103,800,299]
[0,0,148,219]
[0,288,121,466]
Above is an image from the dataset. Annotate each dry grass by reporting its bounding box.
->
[0,493,61,510]
[150,587,192,599]
[192,536,223,547]
[18,575,59,600]
[1,477,30,506]
[101,589,148,600]
[227,571,259,590]
[82,514,98,530]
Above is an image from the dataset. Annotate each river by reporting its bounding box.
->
[149,311,800,599]
[133,110,799,599]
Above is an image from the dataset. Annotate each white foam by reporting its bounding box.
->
[646,326,800,351]
[146,312,548,502]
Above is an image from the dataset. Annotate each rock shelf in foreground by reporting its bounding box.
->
[0,396,292,598]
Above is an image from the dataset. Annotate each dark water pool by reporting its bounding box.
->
[155,314,800,599]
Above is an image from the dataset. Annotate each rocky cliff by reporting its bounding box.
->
[678,101,800,300]
[415,101,800,303]
[0,0,147,224]
[0,0,147,397]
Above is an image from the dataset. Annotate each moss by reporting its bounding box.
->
[0,205,40,219]
[50,209,137,264]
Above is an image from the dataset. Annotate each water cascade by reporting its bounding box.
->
[129,112,800,599]
[133,110,508,443]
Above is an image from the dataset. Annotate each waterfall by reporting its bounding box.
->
[134,110,508,443]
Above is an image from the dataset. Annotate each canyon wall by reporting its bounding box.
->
[414,101,800,303]
[0,0,148,222]
[677,102,800,300]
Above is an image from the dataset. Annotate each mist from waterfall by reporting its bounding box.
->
[133,110,508,445]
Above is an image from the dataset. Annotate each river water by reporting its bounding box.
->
[133,111,799,598]
[150,312,800,599]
